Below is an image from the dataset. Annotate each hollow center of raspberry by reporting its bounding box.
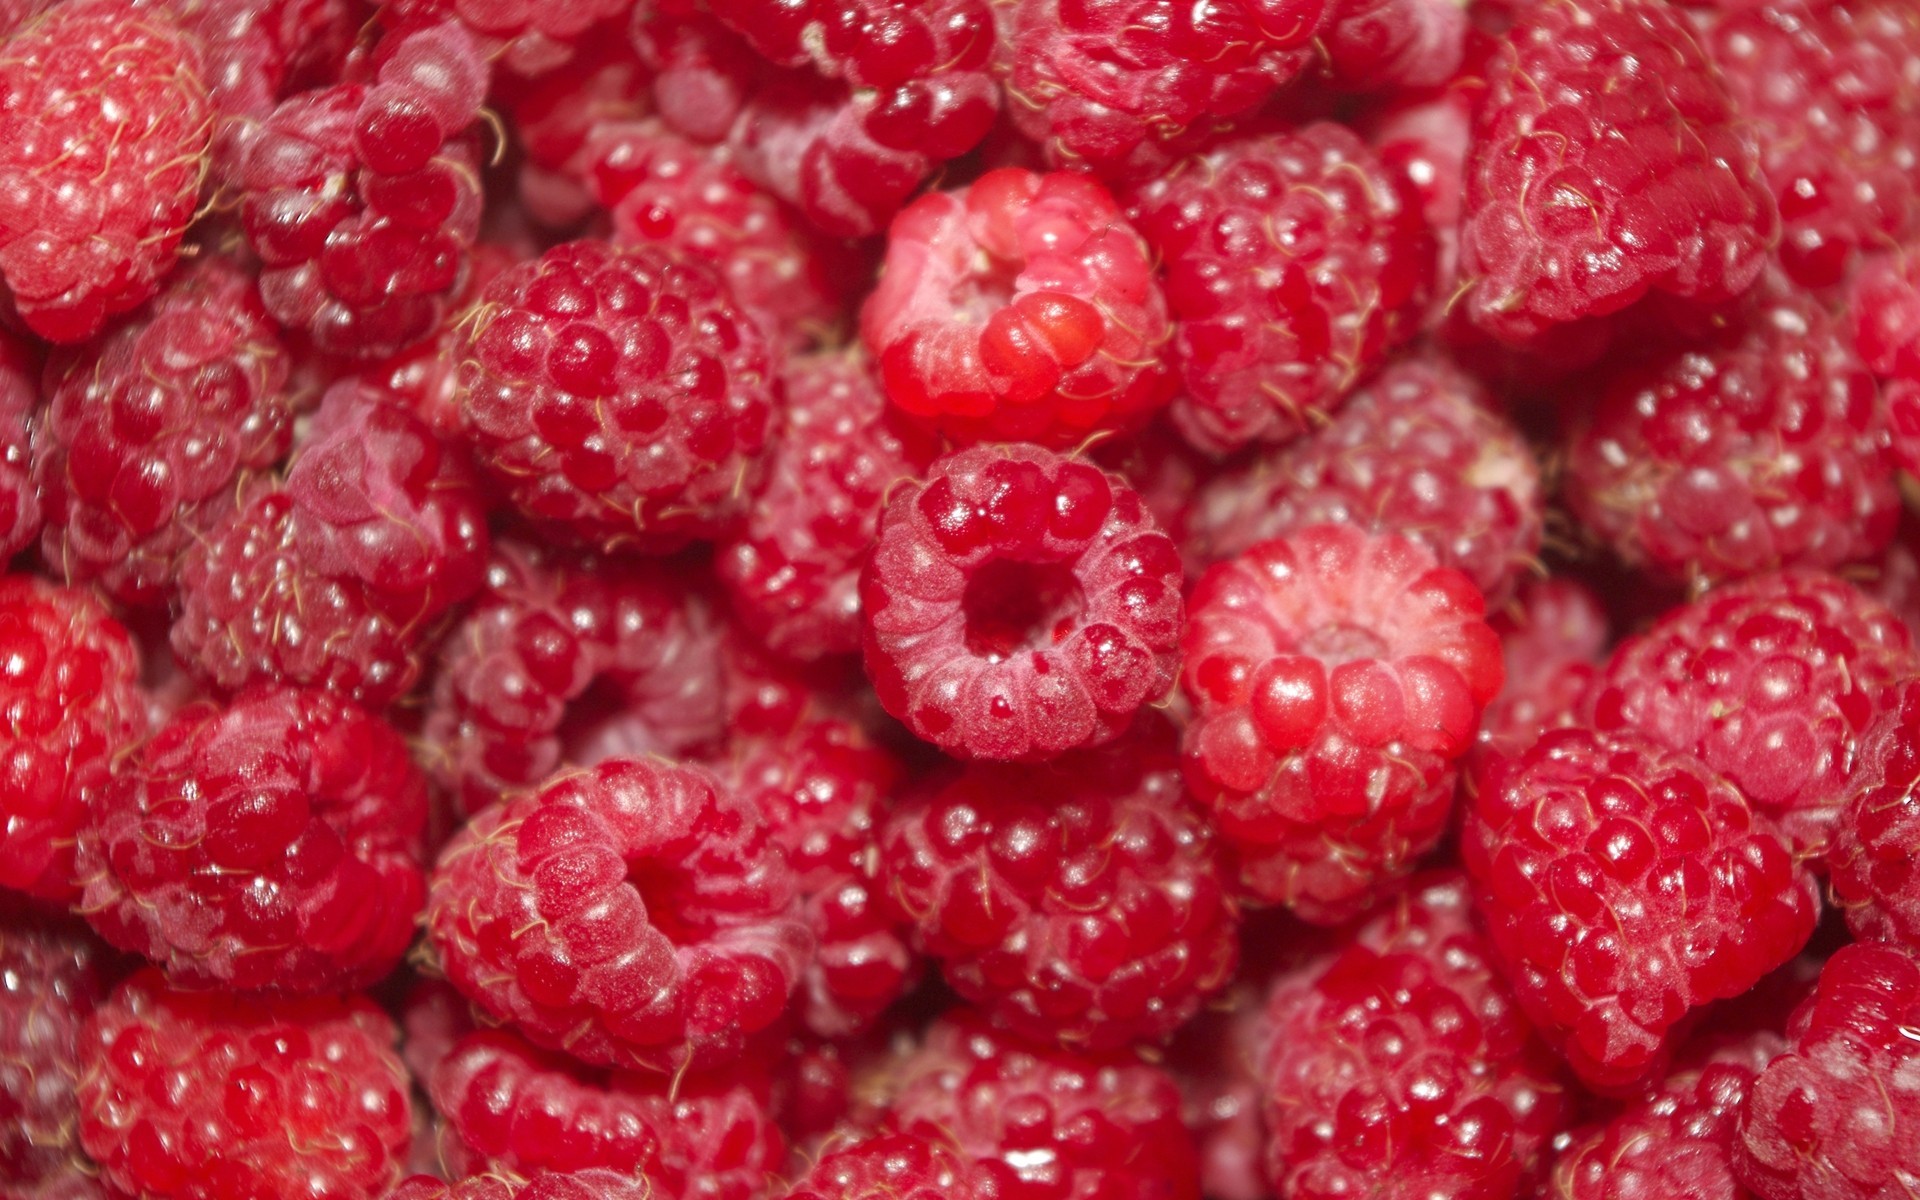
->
[962,558,1084,662]
[626,857,707,945]
[951,252,1019,325]
[1298,622,1389,665]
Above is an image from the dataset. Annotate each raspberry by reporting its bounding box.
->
[1584,570,1918,856]
[425,757,810,1074]
[33,257,295,607]
[1184,352,1542,606]
[1479,577,1610,758]
[429,1030,784,1200]
[1261,873,1571,1200]
[1319,0,1469,92]
[1566,282,1897,586]
[0,329,38,565]
[171,381,490,709]
[423,540,726,817]
[1736,943,1920,1200]
[382,0,630,77]
[1165,977,1273,1200]
[0,0,213,343]
[457,239,776,552]
[883,718,1236,1050]
[1829,679,1920,946]
[1463,727,1819,1094]
[1459,0,1774,349]
[387,1174,655,1200]
[238,21,488,357]
[860,443,1184,761]
[1128,123,1433,454]
[785,1129,992,1200]
[860,168,1176,447]
[1089,418,1207,553]
[0,576,145,902]
[1180,523,1503,921]
[77,685,427,994]
[77,969,412,1200]
[1852,249,1920,383]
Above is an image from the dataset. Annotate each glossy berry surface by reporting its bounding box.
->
[785,1129,993,1200]
[1479,578,1611,759]
[1829,678,1920,946]
[0,329,39,564]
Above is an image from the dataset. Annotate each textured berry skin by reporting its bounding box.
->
[1459,0,1774,349]
[239,22,488,358]
[77,969,412,1200]
[1853,249,1920,384]
[1185,352,1541,606]
[1584,570,1918,856]
[1180,523,1503,921]
[0,328,38,563]
[429,1030,783,1200]
[861,168,1175,447]
[719,348,929,662]
[1567,284,1896,586]
[1262,873,1571,1200]
[884,719,1237,1050]
[1830,679,1920,946]
[861,443,1184,761]
[171,382,489,709]
[458,239,776,552]
[1736,943,1920,1200]
[426,758,810,1074]
[77,686,427,994]
[786,1129,992,1200]
[1320,0,1468,91]
[1480,578,1610,759]
[382,0,629,77]
[0,576,145,902]
[424,540,726,817]
[0,0,213,343]
[1129,123,1432,454]
[890,1011,1203,1200]
[1464,727,1818,1095]
[387,1173,656,1200]
[34,257,294,607]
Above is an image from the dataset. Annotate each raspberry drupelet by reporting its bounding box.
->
[0,328,37,564]
[380,0,630,78]
[784,1129,993,1200]
[77,969,413,1200]
[1180,522,1503,922]
[1128,123,1433,454]
[1829,679,1920,946]
[0,0,214,344]
[1318,0,1468,92]
[860,443,1185,761]
[861,167,1176,448]
[1479,577,1611,759]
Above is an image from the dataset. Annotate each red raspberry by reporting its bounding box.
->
[1584,570,1918,856]
[992,0,1330,182]
[1736,943,1920,1200]
[860,443,1184,761]
[77,686,427,994]
[1088,418,1208,553]
[1464,727,1819,1094]
[0,0,213,343]
[171,382,489,709]
[33,257,295,607]
[388,1173,656,1200]
[718,348,929,661]
[425,757,809,1075]
[1180,523,1503,921]
[1128,123,1432,454]
[238,21,488,358]
[424,540,726,817]
[0,576,145,902]
[1479,577,1610,758]
[1185,352,1542,606]
[429,1030,784,1200]
[1566,283,1896,585]
[1459,0,1774,349]
[77,969,413,1200]
[1319,0,1469,91]
[786,1129,993,1200]
[382,0,630,77]
[1261,873,1571,1200]
[1829,679,1920,945]
[889,1010,1203,1200]
[1365,73,1473,313]
[457,239,776,552]
[0,329,37,564]
[860,168,1175,447]
[1853,249,1920,384]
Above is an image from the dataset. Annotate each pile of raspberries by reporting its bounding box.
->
[8,0,1920,1197]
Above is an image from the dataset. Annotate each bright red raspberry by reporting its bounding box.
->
[1129,123,1432,454]
[1479,577,1610,758]
[424,540,726,817]
[1459,0,1774,349]
[1853,249,1920,383]
[860,443,1184,761]
[860,168,1175,447]
[1464,727,1819,1095]
[458,239,776,552]
[387,1173,656,1200]
[0,576,144,902]
[0,329,37,564]
[1829,679,1920,946]
[77,686,427,994]
[1262,873,1571,1200]
[425,757,809,1075]
[1584,570,1918,856]
[1180,523,1503,921]
[171,382,489,709]
[238,21,488,357]
[786,1129,993,1200]
[1185,352,1542,606]
[1365,72,1473,311]
[77,969,412,1200]
[1319,0,1468,91]
[34,258,295,607]
[0,0,213,343]
[1089,417,1208,552]
[382,0,629,77]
